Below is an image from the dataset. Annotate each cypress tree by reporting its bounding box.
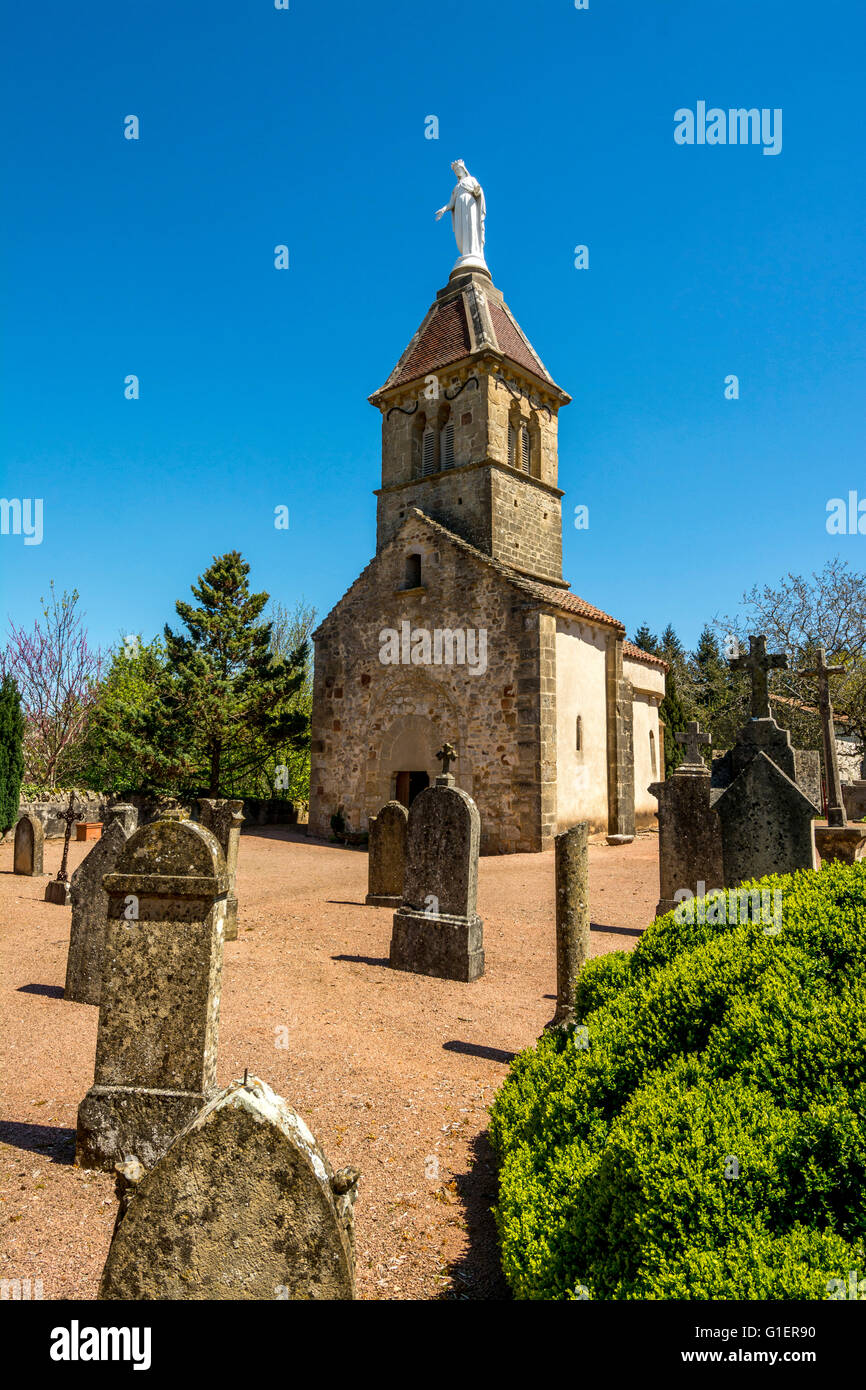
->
[0,676,25,832]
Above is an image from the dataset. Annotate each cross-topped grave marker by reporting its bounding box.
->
[798,647,847,828]
[45,791,84,904]
[435,741,458,784]
[676,720,712,769]
[729,634,788,720]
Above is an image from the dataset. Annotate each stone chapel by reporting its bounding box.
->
[309,237,666,853]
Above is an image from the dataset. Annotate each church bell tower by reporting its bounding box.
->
[368,255,572,588]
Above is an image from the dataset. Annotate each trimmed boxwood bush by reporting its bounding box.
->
[489,863,866,1299]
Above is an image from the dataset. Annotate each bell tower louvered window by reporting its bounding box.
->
[421,427,436,476]
[520,423,530,474]
[440,422,454,469]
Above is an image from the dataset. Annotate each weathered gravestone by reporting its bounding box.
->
[64,813,133,1006]
[649,721,724,918]
[106,802,138,837]
[76,818,228,1171]
[98,1075,358,1301]
[651,640,822,910]
[798,648,866,864]
[545,822,590,1031]
[365,800,408,907]
[390,744,484,982]
[715,751,818,886]
[197,799,244,941]
[13,812,44,876]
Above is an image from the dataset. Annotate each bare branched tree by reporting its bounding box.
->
[0,583,103,786]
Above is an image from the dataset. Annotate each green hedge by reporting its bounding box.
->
[489,863,866,1299]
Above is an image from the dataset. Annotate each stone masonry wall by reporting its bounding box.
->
[309,514,545,854]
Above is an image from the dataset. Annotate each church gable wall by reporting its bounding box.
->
[309,518,546,853]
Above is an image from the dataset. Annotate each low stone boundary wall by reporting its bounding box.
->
[4,791,309,842]
[7,791,110,841]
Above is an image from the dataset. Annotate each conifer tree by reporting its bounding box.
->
[632,624,659,655]
[155,552,310,797]
[0,676,25,832]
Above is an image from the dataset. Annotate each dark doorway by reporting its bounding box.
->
[395,770,430,807]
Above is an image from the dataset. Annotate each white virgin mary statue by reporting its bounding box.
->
[435,160,488,275]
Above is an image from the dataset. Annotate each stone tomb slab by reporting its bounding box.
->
[648,767,724,918]
[76,818,228,1171]
[98,1076,357,1301]
[197,798,243,941]
[14,812,44,876]
[390,780,484,982]
[365,799,408,907]
[716,751,818,888]
[65,818,130,1006]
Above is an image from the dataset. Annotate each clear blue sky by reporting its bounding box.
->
[1,0,863,653]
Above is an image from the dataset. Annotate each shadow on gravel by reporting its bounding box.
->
[442,1040,516,1065]
[18,983,64,998]
[591,921,644,938]
[437,1130,510,1300]
[332,953,390,968]
[0,1121,76,1164]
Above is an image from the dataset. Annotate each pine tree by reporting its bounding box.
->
[660,669,689,777]
[656,624,690,775]
[632,624,660,655]
[660,623,684,659]
[158,552,310,797]
[0,676,25,832]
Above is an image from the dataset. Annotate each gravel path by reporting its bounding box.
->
[0,826,659,1301]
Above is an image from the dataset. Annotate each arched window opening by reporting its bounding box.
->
[576,715,583,752]
[404,553,422,589]
[411,412,427,479]
[650,729,657,777]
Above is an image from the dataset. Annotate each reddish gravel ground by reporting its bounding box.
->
[0,826,659,1301]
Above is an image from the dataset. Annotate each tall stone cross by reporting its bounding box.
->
[436,742,458,780]
[729,634,787,720]
[676,720,712,769]
[798,647,847,827]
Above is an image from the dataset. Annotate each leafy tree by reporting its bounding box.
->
[253,599,316,802]
[78,636,170,794]
[719,558,866,764]
[0,676,25,832]
[154,551,310,797]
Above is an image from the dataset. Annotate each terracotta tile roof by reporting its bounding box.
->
[487,300,552,383]
[522,579,625,631]
[370,276,565,400]
[623,640,669,670]
[388,297,471,388]
[397,510,627,633]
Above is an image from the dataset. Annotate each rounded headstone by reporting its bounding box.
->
[98,1076,357,1301]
